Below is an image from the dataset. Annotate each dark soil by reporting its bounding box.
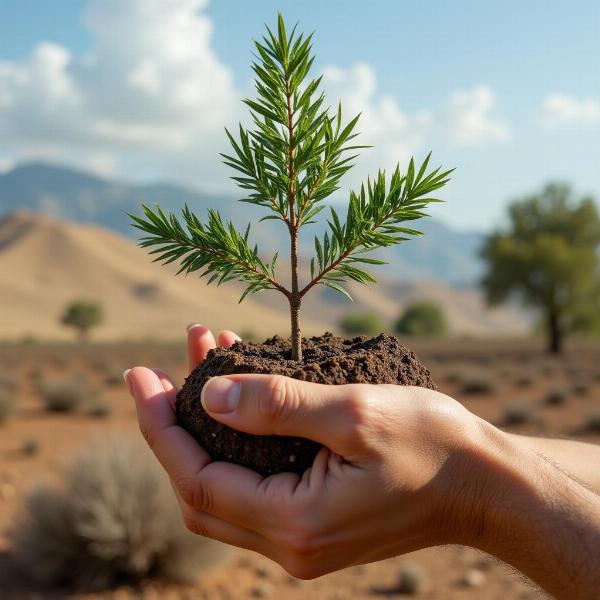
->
[176,333,436,477]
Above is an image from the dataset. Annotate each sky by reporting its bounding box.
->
[0,0,598,231]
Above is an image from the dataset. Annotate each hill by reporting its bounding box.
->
[0,210,323,341]
[0,162,483,286]
[0,211,528,341]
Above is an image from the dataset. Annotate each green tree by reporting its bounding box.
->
[481,183,600,354]
[130,15,451,361]
[339,312,384,336]
[61,301,103,342]
[395,301,447,337]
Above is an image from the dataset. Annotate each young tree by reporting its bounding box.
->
[61,300,103,342]
[395,301,447,337]
[481,183,600,354]
[130,15,451,361]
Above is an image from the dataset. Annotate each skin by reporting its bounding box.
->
[126,324,600,600]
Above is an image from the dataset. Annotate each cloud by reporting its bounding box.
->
[0,0,238,186]
[0,1,509,190]
[439,86,510,145]
[541,94,600,128]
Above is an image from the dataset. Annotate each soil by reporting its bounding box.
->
[175,333,436,476]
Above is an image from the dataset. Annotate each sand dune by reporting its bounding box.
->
[0,211,529,341]
[0,211,326,341]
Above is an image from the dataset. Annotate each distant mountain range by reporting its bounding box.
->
[0,162,484,286]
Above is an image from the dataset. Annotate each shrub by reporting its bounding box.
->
[397,564,427,595]
[339,312,384,336]
[460,372,498,395]
[395,301,447,338]
[503,402,538,426]
[515,373,534,388]
[39,375,93,413]
[584,411,600,433]
[87,400,111,418]
[545,387,568,406]
[572,379,590,395]
[21,438,40,456]
[0,390,14,424]
[9,436,229,590]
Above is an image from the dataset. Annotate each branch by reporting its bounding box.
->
[129,204,290,302]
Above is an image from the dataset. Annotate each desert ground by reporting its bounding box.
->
[1,337,599,600]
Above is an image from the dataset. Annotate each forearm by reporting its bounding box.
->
[471,424,600,599]
[512,434,600,494]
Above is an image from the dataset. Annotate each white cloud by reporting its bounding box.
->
[439,86,510,145]
[541,94,600,128]
[0,0,238,186]
[0,1,509,189]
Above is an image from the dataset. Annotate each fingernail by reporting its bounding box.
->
[201,377,240,414]
[122,369,133,395]
[186,323,204,333]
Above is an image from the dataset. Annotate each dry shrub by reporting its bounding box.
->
[0,389,14,424]
[503,402,538,426]
[9,436,230,591]
[460,371,498,395]
[39,374,94,413]
[545,387,568,406]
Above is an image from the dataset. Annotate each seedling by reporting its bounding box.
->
[131,15,451,361]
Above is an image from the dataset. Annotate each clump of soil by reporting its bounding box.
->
[176,333,436,477]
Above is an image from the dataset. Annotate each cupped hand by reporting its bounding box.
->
[126,325,494,579]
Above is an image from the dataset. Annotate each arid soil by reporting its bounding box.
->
[177,333,435,476]
[1,338,599,600]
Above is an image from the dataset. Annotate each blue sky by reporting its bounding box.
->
[0,0,598,231]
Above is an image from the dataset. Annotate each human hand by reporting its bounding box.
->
[125,325,497,579]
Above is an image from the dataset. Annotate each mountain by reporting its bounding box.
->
[0,210,325,341]
[0,162,484,286]
[0,211,528,341]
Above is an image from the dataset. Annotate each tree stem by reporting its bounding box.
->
[290,226,302,361]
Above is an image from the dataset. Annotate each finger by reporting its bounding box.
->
[217,330,241,348]
[187,324,216,371]
[201,374,365,451]
[127,367,292,533]
[172,484,275,556]
[152,368,177,410]
[128,366,212,484]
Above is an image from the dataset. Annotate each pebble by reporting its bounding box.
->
[461,568,486,588]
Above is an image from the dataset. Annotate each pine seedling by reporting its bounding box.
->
[130,15,452,361]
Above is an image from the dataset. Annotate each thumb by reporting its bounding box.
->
[200,374,362,449]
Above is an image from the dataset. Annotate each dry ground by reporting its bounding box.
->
[1,338,599,600]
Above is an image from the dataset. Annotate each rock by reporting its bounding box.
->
[461,568,486,588]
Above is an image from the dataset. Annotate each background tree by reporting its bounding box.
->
[395,301,447,337]
[339,312,384,336]
[131,15,451,361]
[61,300,103,342]
[481,183,600,354]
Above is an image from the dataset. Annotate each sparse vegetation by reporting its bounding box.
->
[39,374,94,413]
[545,387,568,406]
[584,411,600,433]
[572,379,590,395]
[21,438,40,456]
[0,390,15,424]
[460,371,498,395]
[397,563,427,595]
[339,312,384,336]
[9,436,230,590]
[503,402,538,426]
[395,301,447,338]
[61,300,103,342]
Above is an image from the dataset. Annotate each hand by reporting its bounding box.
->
[125,325,495,579]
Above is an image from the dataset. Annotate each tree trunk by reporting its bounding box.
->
[289,226,302,361]
[547,308,562,354]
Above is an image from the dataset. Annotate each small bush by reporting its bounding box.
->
[545,387,568,406]
[21,438,40,456]
[395,301,447,338]
[584,411,600,433]
[0,390,15,424]
[515,373,534,388]
[460,372,498,395]
[87,401,111,418]
[339,312,384,336]
[503,402,538,426]
[104,367,125,386]
[572,380,590,396]
[39,375,93,413]
[9,436,229,591]
[397,564,427,595]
